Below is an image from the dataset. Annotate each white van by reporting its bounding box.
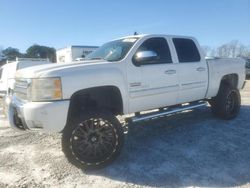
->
[0,58,52,116]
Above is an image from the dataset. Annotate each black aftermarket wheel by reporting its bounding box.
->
[62,111,124,169]
[210,84,241,120]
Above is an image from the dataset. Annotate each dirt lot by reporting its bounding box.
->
[0,81,250,188]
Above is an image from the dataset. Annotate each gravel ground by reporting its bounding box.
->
[0,81,250,188]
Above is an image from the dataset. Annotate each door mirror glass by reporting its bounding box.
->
[134,51,157,65]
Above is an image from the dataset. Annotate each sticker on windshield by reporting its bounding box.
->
[122,38,137,43]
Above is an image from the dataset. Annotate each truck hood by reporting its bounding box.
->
[15,60,110,78]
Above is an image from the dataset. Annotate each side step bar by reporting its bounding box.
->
[126,101,207,123]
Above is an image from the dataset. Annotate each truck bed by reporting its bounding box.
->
[206,58,246,98]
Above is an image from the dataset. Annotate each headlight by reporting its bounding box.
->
[27,77,62,101]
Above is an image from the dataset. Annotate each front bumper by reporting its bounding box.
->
[8,96,70,132]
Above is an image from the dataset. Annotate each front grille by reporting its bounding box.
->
[14,79,29,100]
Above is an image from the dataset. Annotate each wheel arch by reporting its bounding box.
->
[208,73,239,99]
[66,85,124,125]
[220,74,239,89]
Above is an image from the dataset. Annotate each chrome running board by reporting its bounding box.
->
[126,101,207,123]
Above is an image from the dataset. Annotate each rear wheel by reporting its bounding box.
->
[62,110,124,169]
[209,84,241,120]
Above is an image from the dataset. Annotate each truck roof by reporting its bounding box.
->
[114,34,197,41]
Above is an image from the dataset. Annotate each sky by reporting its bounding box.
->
[0,0,250,52]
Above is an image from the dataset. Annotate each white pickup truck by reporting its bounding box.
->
[8,34,246,169]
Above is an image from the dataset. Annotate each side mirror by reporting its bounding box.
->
[134,51,157,66]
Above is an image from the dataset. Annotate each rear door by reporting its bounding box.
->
[127,37,179,113]
[172,38,208,103]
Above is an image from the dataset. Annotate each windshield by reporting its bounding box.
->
[85,37,138,62]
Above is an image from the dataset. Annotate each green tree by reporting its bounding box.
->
[2,47,23,60]
[26,45,56,62]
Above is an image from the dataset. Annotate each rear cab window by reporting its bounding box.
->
[173,38,201,63]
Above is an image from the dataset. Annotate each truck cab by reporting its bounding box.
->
[125,35,208,112]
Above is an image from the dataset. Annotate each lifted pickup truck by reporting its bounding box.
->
[8,34,246,169]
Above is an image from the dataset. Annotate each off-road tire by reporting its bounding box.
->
[62,110,124,170]
[209,84,241,120]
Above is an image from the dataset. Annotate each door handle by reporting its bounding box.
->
[164,70,176,75]
[196,67,206,72]
[130,82,141,87]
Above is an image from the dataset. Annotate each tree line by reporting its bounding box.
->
[202,40,250,58]
[0,45,56,62]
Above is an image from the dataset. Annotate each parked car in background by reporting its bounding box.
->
[8,34,246,169]
[0,58,52,116]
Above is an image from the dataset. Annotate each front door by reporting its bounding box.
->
[127,37,179,113]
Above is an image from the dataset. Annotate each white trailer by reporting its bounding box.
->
[56,45,98,63]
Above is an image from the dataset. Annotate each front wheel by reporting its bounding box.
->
[62,110,124,169]
[210,84,241,120]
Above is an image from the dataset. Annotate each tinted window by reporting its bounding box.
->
[173,38,201,63]
[133,37,172,65]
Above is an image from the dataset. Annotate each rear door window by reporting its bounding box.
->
[173,38,201,63]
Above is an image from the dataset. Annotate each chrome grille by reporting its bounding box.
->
[14,79,30,100]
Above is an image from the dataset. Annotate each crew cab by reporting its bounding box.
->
[8,34,246,169]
